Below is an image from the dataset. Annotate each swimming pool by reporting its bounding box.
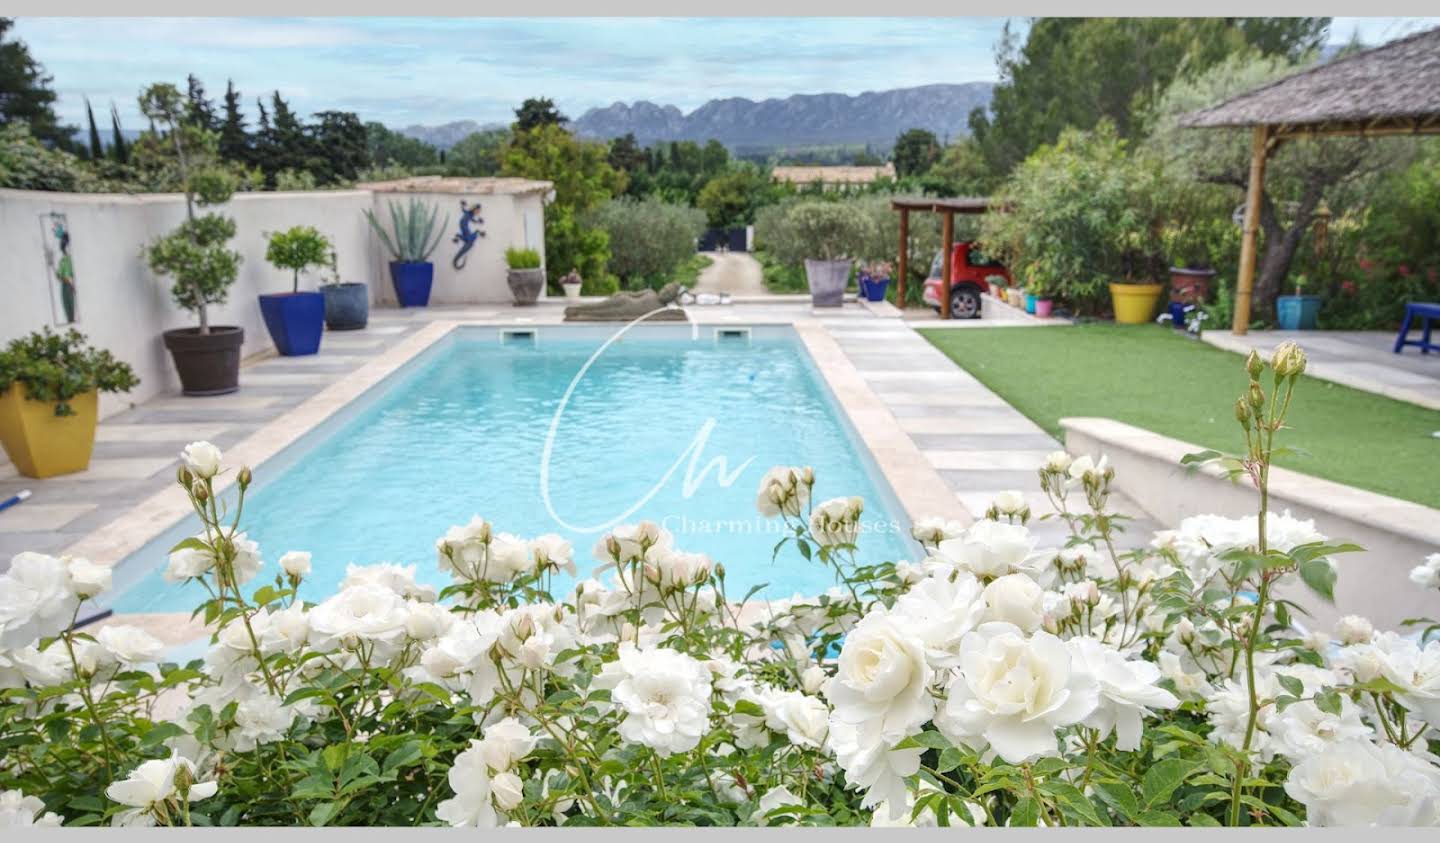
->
[105,324,916,614]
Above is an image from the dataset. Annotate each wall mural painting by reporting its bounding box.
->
[39,212,78,325]
[452,200,485,270]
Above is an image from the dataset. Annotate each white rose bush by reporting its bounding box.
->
[1,341,1438,827]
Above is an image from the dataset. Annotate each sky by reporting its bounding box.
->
[14,16,1440,131]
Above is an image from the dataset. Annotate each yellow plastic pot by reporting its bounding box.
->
[0,385,98,478]
[1109,282,1164,324]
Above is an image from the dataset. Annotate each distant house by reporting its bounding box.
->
[771,164,896,189]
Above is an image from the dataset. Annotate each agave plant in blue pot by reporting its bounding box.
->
[260,226,330,356]
[364,197,447,307]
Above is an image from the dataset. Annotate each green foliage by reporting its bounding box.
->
[502,123,624,288]
[274,168,318,191]
[695,167,775,228]
[265,226,333,293]
[892,128,941,178]
[512,97,567,133]
[584,197,705,288]
[759,200,877,264]
[0,328,138,416]
[981,123,1169,311]
[147,214,243,315]
[364,197,447,263]
[503,247,542,269]
[364,121,438,169]
[444,128,509,177]
[0,123,99,191]
[0,18,76,150]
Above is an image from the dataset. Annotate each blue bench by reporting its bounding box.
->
[1394,302,1440,354]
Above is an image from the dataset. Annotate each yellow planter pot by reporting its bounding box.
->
[0,385,98,478]
[1109,282,1164,325]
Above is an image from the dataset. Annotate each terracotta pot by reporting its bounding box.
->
[1168,267,1216,304]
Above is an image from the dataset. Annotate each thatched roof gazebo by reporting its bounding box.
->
[1181,26,1440,334]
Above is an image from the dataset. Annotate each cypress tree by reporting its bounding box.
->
[109,102,128,164]
[185,73,216,130]
[84,97,102,159]
[218,79,249,165]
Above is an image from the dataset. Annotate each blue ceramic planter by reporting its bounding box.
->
[258,292,324,356]
[860,277,890,302]
[1025,293,1037,314]
[1276,295,1322,330]
[390,261,433,308]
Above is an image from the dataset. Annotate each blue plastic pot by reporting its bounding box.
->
[1276,294,1322,330]
[1168,301,1188,329]
[258,292,324,356]
[389,261,434,308]
[1025,293,1037,314]
[861,277,890,302]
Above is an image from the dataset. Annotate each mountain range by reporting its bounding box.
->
[567,83,995,151]
[397,120,505,150]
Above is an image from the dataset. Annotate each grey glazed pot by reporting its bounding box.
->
[320,282,369,330]
[507,268,545,306]
[805,259,852,308]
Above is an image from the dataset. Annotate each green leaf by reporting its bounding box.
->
[308,802,342,827]
[1093,781,1139,820]
[906,730,952,751]
[1298,559,1336,602]
[1180,449,1224,466]
[1142,759,1199,810]
[381,740,424,773]
[1009,798,1040,827]
[1277,675,1304,698]
[1137,810,1182,826]
[936,747,964,773]
[169,536,210,554]
[1314,689,1343,716]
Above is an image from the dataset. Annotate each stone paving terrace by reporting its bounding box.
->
[0,297,1154,572]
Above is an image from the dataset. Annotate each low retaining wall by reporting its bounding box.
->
[1061,416,1439,631]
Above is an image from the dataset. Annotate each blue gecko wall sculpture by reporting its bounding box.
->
[452,201,485,270]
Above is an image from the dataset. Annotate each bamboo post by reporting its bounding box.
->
[1233,125,1271,335]
[940,208,955,319]
[896,207,909,306]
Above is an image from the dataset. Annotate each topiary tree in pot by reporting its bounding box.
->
[260,225,331,356]
[784,201,877,307]
[141,83,245,396]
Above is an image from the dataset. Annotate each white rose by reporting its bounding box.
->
[404,602,454,641]
[982,573,1045,632]
[180,441,222,479]
[604,643,712,756]
[756,466,811,518]
[0,789,62,826]
[1335,615,1374,645]
[937,622,1099,764]
[96,624,165,664]
[1066,454,1108,486]
[801,664,827,695]
[1043,450,1072,473]
[478,717,538,772]
[892,571,987,667]
[809,496,863,547]
[279,551,311,579]
[1284,739,1440,826]
[767,691,830,750]
[308,584,411,649]
[530,534,575,576]
[991,490,1027,515]
[752,785,804,826]
[436,516,492,581]
[435,740,497,827]
[65,557,112,599]
[826,611,934,744]
[936,520,1039,580]
[0,552,79,649]
[910,516,965,546]
[105,751,218,816]
[489,771,524,812]
[1066,636,1179,750]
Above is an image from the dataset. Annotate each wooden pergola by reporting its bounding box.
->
[1181,26,1440,335]
[890,197,993,319]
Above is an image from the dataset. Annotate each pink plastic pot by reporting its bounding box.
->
[1035,298,1054,318]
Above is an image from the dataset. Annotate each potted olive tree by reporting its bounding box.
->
[0,329,138,478]
[505,247,545,305]
[364,198,447,307]
[787,201,876,307]
[261,225,330,356]
[142,83,245,396]
[319,249,369,331]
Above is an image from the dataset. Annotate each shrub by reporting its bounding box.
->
[0,124,97,192]
[364,198,447,264]
[264,226,332,294]
[981,123,1169,313]
[758,200,878,267]
[504,247,542,269]
[584,197,705,289]
[0,328,138,416]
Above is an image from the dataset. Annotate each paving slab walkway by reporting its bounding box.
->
[1204,329,1440,410]
[692,251,768,297]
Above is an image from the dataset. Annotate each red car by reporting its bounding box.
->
[922,241,1012,319]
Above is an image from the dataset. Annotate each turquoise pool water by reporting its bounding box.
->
[107,325,915,614]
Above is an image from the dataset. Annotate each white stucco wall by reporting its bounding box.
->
[0,182,548,418]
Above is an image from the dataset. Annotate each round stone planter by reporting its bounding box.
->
[507,268,545,306]
[321,282,369,331]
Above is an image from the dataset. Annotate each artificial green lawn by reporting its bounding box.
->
[918,324,1440,509]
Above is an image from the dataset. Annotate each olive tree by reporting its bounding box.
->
[584,197,705,289]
